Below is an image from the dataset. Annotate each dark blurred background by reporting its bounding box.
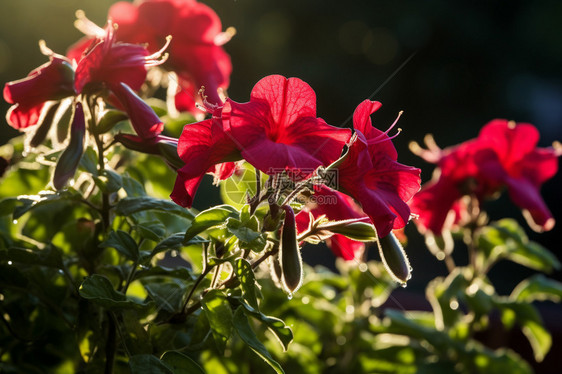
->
[1,0,561,368]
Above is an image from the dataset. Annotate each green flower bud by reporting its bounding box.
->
[280,205,303,294]
[378,232,412,285]
[53,102,85,190]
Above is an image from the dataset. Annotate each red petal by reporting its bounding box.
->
[170,166,205,208]
[111,83,163,139]
[6,103,45,130]
[505,177,555,232]
[250,75,316,129]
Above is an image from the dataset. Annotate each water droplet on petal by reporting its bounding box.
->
[12,220,17,224]
[287,293,293,300]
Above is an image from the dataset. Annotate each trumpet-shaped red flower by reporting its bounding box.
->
[3,45,75,129]
[295,186,367,261]
[335,100,421,238]
[105,0,232,107]
[224,75,351,176]
[171,75,350,207]
[410,119,561,234]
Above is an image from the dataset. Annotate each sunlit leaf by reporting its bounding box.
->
[79,274,141,309]
[184,205,238,243]
[511,274,562,303]
[201,289,233,354]
[233,307,285,374]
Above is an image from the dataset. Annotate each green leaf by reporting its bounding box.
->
[226,217,261,243]
[129,354,173,374]
[235,258,259,310]
[100,230,139,261]
[150,233,209,259]
[201,289,233,354]
[13,190,80,220]
[115,196,195,220]
[143,282,185,313]
[93,168,123,193]
[0,164,51,200]
[79,147,99,175]
[184,205,238,242]
[239,302,293,352]
[511,274,562,303]
[478,219,561,272]
[161,351,205,374]
[233,307,285,374]
[79,274,140,309]
[134,221,167,242]
[0,246,63,269]
[494,299,551,362]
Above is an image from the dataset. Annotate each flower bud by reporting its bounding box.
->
[30,102,60,147]
[378,232,412,285]
[53,102,85,190]
[280,205,303,294]
[319,220,377,242]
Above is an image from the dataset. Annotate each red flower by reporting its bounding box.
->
[171,110,240,207]
[73,21,168,94]
[223,75,351,176]
[295,186,367,261]
[107,0,232,107]
[410,119,561,234]
[335,100,421,238]
[3,44,75,129]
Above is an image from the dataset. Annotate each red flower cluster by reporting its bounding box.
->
[3,22,168,187]
[409,119,561,235]
[4,24,166,136]
[70,0,232,113]
[172,74,421,246]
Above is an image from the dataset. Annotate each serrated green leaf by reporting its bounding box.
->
[511,274,562,303]
[201,289,233,354]
[79,274,140,309]
[129,354,173,374]
[184,205,238,243]
[100,230,139,261]
[233,307,285,374]
[115,196,195,219]
[161,351,205,374]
